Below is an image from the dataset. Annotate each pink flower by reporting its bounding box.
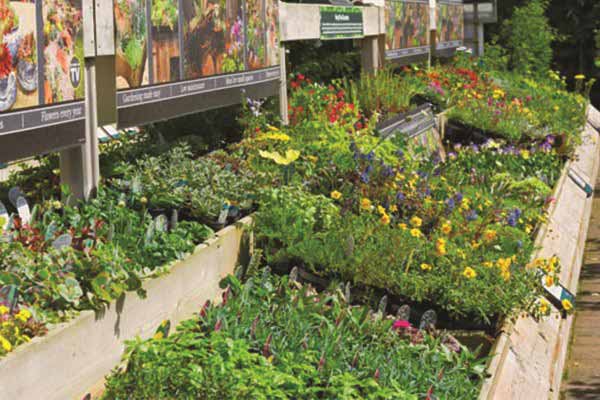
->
[392,320,411,330]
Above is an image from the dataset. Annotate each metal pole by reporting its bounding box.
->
[473,0,479,56]
[279,43,289,125]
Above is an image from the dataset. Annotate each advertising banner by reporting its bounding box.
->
[115,0,281,112]
[0,0,85,137]
[385,0,429,61]
[436,0,464,50]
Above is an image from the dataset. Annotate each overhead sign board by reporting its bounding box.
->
[114,0,281,127]
[0,0,86,161]
[319,6,364,40]
[385,0,430,61]
[436,0,464,52]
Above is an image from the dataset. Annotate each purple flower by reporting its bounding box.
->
[396,150,405,159]
[367,151,375,161]
[360,171,370,184]
[446,198,456,210]
[396,192,405,202]
[466,210,478,221]
[455,192,463,202]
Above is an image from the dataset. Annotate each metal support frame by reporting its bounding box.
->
[279,43,289,125]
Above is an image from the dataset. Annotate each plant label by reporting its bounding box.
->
[45,221,58,240]
[568,168,593,198]
[8,187,24,208]
[170,210,178,230]
[16,197,31,225]
[218,204,229,225]
[0,285,19,314]
[540,274,576,313]
[52,233,73,250]
[0,201,8,231]
[155,215,168,232]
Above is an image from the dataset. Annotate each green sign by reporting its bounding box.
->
[320,6,364,40]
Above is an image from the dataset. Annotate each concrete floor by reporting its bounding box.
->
[561,180,600,399]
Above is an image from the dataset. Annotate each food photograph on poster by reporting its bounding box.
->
[246,0,266,70]
[115,0,149,89]
[43,0,84,104]
[388,0,428,50]
[265,0,278,67]
[151,0,180,83]
[182,0,245,79]
[0,0,38,112]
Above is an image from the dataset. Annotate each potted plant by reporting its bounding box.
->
[0,39,16,112]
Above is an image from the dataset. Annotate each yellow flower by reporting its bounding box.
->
[545,275,554,287]
[460,198,470,211]
[398,223,408,230]
[307,155,318,163]
[330,191,342,200]
[483,261,493,268]
[360,198,372,210]
[420,263,433,271]
[256,132,290,142]
[562,299,573,311]
[441,222,452,235]
[497,257,512,270]
[463,267,477,279]
[0,306,8,315]
[267,124,280,132]
[520,150,530,160]
[435,238,447,256]
[539,299,550,315]
[259,149,300,165]
[471,241,481,249]
[553,105,559,112]
[153,332,164,340]
[575,74,585,80]
[380,213,391,225]
[0,335,12,352]
[377,205,387,215]
[410,228,422,238]
[15,309,31,322]
[483,229,497,242]
[410,216,422,228]
[389,204,398,212]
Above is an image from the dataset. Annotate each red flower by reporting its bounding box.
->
[392,320,411,330]
[297,73,305,81]
[290,81,300,89]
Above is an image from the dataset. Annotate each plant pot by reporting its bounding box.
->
[0,72,17,112]
[17,59,37,92]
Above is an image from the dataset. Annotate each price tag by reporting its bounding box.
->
[16,197,31,225]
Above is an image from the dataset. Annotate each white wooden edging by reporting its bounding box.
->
[478,110,600,400]
[0,217,252,400]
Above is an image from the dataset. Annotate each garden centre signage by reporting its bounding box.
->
[436,0,464,51]
[114,0,281,126]
[378,104,443,158]
[385,0,430,61]
[0,0,86,158]
[319,6,364,40]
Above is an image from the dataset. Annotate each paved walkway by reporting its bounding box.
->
[561,180,600,399]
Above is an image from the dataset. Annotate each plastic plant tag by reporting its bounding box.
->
[568,168,593,198]
[145,222,155,244]
[153,320,171,340]
[541,274,576,313]
[52,233,73,250]
[0,201,8,231]
[170,209,178,231]
[131,176,142,194]
[155,214,168,232]
[217,204,229,225]
[8,187,24,207]
[228,205,240,219]
[45,221,58,240]
[16,197,31,224]
[0,285,19,314]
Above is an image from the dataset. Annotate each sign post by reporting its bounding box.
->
[320,6,364,40]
